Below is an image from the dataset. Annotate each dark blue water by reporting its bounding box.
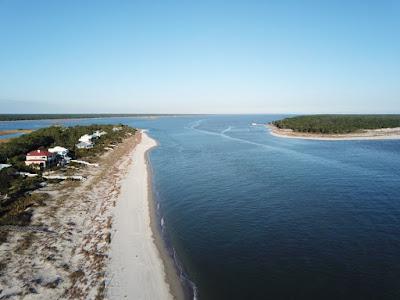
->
[2,115,400,299]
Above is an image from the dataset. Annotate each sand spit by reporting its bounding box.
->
[0,133,140,299]
[268,125,400,141]
[0,129,33,136]
[106,132,177,300]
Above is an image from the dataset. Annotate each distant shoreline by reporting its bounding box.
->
[268,124,400,140]
[0,114,203,122]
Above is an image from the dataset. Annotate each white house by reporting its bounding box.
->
[79,134,93,143]
[92,130,107,138]
[77,134,94,149]
[48,146,69,157]
[48,146,71,165]
[76,141,93,149]
[76,131,107,149]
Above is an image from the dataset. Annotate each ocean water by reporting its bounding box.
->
[2,115,400,299]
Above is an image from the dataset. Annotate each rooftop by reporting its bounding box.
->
[27,149,53,156]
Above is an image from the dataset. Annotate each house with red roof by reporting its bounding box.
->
[25,149,56,169]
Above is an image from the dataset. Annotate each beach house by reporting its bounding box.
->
[92,130,107,138]
[76,141,93,149]
[79,134,93,143]
[76,134,94,149]
[48,146,69,157]
[25,149,56,169]
[48,146,71,165]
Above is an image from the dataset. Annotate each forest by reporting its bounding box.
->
[272,115,400,134]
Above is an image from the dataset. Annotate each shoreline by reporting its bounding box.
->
[107,131,185,299]
[0,114,200,124]
[268,124,400,141]
[146,140,191,300]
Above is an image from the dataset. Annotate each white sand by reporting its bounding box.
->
[107,132,173,300]
[268,125,400,141]
[0,134,141,299]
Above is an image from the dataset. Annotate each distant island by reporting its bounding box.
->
[269,115,400,140]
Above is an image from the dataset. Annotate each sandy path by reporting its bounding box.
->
[107,132,173,300]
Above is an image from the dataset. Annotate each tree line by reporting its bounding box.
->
[272,115,400,134]
[0,114,182,121]
[0,124,135,164]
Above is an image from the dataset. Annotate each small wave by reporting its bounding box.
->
[155,199,198,299]
[191,282,199,300]
[186,119,205,130]
[171,247,199,300]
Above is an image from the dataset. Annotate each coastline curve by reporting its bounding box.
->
[107,131,182,299]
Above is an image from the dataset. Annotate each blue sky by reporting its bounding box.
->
[0,0,399,114]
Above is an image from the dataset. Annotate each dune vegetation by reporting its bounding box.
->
[0,124,135,226]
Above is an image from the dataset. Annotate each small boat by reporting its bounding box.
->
[251,123,258,126]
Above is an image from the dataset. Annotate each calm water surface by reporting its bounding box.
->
[2,115,400,299]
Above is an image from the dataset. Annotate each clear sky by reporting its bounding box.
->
[0,0,399,114]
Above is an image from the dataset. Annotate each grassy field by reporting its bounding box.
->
[272,115,400,134]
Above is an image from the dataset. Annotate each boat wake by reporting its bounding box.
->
[187,120,392,178]
[221,126,232,134]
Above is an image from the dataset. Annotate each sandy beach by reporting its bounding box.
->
[107,132,180,300]
[0,130,183,299]
[268,124,400,141]
[0,132,141,299]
